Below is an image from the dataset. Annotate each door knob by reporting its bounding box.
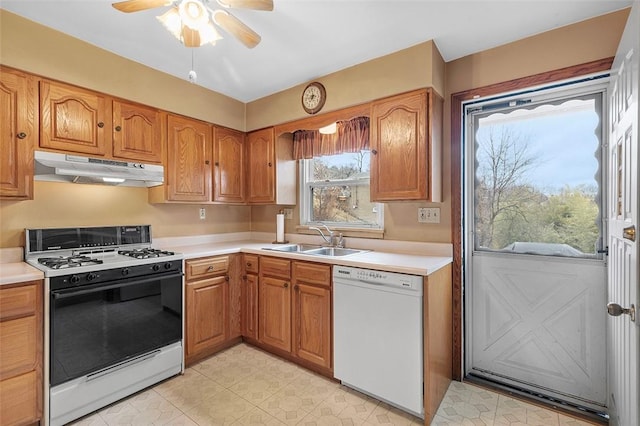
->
[607,303,636,322]
[623,225,636,242]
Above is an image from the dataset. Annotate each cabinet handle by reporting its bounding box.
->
[214,162,219,166]
[17,132,27,139]
[283,282,289,288]
[371,149,378,155]
[294,284,299,290]
[115,125,122,132]
[205,160,210,165]
[97,122,104,128]
[225,275,230,281]
[247,262,252,267]
[207,265,214,271]
[268,162,272,167]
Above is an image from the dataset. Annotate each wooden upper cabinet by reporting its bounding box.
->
[165,114,212,202]
[246,127,275,204]
[112,100,163,164]
[40,80,107,156]
[213,127,245,203]
[0,67,36,200]
[370,88,442,202]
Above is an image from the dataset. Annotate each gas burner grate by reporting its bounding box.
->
[38,255,104,269]
[117,248,176,259]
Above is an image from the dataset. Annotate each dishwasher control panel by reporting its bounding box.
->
[333,265,422,291]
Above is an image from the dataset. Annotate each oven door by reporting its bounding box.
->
[49,271,182,386]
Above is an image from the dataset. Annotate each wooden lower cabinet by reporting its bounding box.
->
[242,272,258,340]
[185,255,241,366]
[292,283,331,370]
[0,280,42,426]
[258,275,291,352]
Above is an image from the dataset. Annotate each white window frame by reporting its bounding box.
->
[299,157,384,230]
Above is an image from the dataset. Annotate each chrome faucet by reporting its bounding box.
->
[309,225,344,248]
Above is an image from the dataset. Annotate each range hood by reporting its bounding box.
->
[34,151,164,187]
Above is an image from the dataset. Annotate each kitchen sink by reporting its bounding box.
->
[263,245,368,257]
[303,247,367,257]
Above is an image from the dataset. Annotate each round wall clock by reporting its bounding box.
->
[301,82,326,115]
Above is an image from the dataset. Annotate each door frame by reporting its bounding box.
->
[449,57,615,381]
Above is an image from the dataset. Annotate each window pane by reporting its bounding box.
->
[310,184,379,225]
[474,97,602,257]
[311,151,370,181]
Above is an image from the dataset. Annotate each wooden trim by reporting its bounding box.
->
[449,57,614,381]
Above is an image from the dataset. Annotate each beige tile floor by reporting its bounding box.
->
[70,343,600,426]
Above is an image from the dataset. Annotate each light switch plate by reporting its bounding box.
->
[418,207,440,223]
[283,208,293,220]
[199,208,206,220]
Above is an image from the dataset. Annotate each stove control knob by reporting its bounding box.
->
[70,275,80,284]
[164,262,172,270]
[152,264,161,272]
[122,268,130,276]
[87,273,98,281]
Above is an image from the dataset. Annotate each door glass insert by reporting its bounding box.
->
[473,94,604,258]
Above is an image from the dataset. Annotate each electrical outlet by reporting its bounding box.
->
[283,208,293,220]
[418,207,440,223]
[199,208,206,220]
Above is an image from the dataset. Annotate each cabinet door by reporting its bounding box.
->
[0,67,36,199]
[166,114,211,202]
[112,100,163,163]
[40,80,107,156]
[258,276,291,352]
[242,273,259,340]
[186,275,228,359]
[293,283,331,369]
[370,90,427,201]
[246,127,275,204]
[213,127,245,203]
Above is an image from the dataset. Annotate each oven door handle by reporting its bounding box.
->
[51,272,184,299]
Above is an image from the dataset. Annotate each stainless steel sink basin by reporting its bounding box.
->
[303,247,368,257]
[264,244,322,253]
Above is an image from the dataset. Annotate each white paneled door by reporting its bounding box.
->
[607,3,640,426]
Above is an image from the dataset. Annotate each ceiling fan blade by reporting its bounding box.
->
[181,25,201,47]
[212,10,261,48]
[112,0,169,13]
[216,0,273,11]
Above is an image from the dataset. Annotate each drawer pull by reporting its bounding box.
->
[225,275,230,281]
[17,132,27,139]
[207,266,214,271]
[283,282,289,288]
[97,122,104,128]
[247,262,252,267]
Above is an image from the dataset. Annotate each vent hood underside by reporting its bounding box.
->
[34,151,164,187]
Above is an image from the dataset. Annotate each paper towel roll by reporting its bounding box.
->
[276,213,285,243]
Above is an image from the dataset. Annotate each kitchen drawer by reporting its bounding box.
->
[0,370,39,426]
[244,254,259,274]
[260,256,291,279]
[0,282,37,321]
[0,316,38,380]
[293,262,331,288]
[186,256,229,281]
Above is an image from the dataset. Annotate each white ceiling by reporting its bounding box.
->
[1,0,632,102]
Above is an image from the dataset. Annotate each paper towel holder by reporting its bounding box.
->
[273,210,289,244]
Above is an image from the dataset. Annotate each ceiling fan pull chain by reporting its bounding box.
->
[188,49,198,83]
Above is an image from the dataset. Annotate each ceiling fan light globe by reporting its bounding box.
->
[200,21,223,45]
[156,7,183,40]
[179,0,209,30]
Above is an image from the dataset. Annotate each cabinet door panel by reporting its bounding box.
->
[246,128,275,204]
[370,91,427,201]
[0,68,35,199]
[0,316,37,380]
[166,115,211,202]
[258,276,291,352]
[214,127,245,203]
[112,100,163,163]
[186,276,228,357]
[294,283,331,369]
[40,80,107,155]
[242,273,259,340]
[0,371,38,426]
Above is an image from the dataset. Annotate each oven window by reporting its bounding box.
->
[50,274,182,386]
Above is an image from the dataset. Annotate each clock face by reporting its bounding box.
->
[302,82,326,114]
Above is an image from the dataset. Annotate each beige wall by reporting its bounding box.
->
[0,182,251,247]
[0,9,629,248]
[0,10,245,130]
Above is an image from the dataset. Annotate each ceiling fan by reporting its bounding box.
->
[111,0,273,48]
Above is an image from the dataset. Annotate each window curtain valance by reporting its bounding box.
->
[292,116,369,160]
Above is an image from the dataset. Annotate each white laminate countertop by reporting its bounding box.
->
[162,239,452,276]
[0,262,45,286]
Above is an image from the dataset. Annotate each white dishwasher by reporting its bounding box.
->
[333,265,423,418]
